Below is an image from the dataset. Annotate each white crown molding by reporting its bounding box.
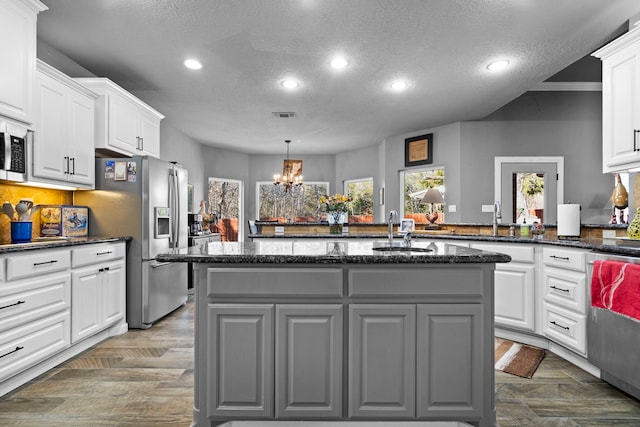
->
[529,82,602,92]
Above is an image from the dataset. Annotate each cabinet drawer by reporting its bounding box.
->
[470,243,534,263]
[0,310,71,382]
[542,267,586,314]
[348,267,484,298]
[0,272,71,333]
[207,268,343,297]
[72,242,125,268]
[542,247,585,272]
[6,249,70,281]
[542,303,586,354]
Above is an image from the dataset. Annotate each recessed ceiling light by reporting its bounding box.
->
[390,80,409,91]
[184,59,202,70]
[281,79,300,89]
[487,59,510,71]
[330,57,349,69]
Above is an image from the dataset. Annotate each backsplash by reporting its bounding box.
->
[0,182,73,242]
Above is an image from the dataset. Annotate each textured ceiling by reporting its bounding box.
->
[37,0,640,155]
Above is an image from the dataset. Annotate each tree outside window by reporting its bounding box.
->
[345,178,373,223]
[257,182,329,222]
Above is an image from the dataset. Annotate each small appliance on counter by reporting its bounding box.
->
[188,213,203,235]
[40,205,89,237]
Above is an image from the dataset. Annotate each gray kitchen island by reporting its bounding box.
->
[156,240,511,427]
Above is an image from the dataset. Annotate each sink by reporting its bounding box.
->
[372,246,433,253]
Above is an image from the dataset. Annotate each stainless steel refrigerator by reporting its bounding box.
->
[75,156,189,329]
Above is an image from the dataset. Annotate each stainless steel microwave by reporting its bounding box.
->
[0,120,30,183]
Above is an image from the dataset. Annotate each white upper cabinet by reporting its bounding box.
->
[0,0,47,124]
[32,61,96,188]
[594,28,640,173]
[75,78,164,158]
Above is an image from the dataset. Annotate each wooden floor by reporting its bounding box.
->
[1,297,639,426]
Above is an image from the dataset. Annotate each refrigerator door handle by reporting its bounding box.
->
[169,167,181,249]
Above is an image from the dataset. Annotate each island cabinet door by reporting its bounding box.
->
[416,304,484,420]
[275,305,342,419]
[207,304,274,419]
[348,304,416,419]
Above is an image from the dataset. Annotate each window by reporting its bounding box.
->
[344,178,374,223]
[208,178,242,241]
[401,167,445,222]
[256,181,329,222]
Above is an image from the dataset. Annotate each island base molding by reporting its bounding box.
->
[210,422,475,426]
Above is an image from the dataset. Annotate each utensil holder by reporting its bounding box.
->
[11,221,32,243]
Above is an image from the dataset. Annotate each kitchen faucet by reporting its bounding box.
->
[493,201,502,236]
[388,210,398,243]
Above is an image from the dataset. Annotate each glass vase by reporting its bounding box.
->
[627,207,640,239]
[328,212,344,235]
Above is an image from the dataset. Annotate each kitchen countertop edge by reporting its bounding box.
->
[0,236,132,253]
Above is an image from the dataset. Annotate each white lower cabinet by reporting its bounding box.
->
[71,243,126,343]
[471,243,536,332]
[0,241,127,397]
[541,247,588,355]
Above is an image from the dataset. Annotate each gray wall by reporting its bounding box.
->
[335,145,381,221]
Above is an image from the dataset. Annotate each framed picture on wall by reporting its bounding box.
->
[405,133,433,167]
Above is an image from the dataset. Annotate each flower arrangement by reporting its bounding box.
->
[320,194,351,234]
[320,194,352,213]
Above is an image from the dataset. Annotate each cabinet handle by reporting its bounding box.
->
[70,157,75,175]
[0,300,25,310]
[97,251,113,256]
[634,129,640,152]
[0,346,24,359]
[550,255,570,261]
[550,285,570,293]
[64,156,69,174]
[33,260,58,266]
[550,321,570,331]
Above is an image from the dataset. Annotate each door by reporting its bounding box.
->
[101,260,125,327]
[494,263,536,331]
[602,43,640,171]
[208,304,274,419]
[170,164,189,250]
[416,304,484,419]
[33,71,66,181]
[275,305,342,419]
[498,160,559,224]
[67,88,95,186]
[109,90,139,153]
[145,157,171,259]
[349,304,416,419]
[71,266,101,343]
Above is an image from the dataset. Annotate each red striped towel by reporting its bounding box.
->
[592,260,640,321]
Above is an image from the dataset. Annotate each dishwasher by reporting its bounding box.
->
[587,251,640,399]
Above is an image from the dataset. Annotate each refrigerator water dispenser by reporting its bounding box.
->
[154,207,171,238]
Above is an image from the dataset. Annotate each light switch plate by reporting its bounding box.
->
[481,204,494,213]
[448,205,457,213]
[602,230,616,238]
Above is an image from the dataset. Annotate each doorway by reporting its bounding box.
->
[494,157,564,224]
[208,177,243,241]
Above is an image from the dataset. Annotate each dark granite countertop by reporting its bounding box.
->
[249,233,640,257]
[155,240,511,264]
[0,236,131,253]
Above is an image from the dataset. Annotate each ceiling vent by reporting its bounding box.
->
[272,112,296,118]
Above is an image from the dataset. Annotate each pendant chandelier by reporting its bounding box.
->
[273,140,304,197]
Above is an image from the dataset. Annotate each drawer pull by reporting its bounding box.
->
[0,346,24,359]
[550,321,570,331]
[550,285,570,293]
[33,260,58,266]
[550,255,570,261]
[97,251,113,256]
[98,267,111,273]
[0,300,25,310]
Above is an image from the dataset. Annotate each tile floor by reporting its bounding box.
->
[0,297,639,426]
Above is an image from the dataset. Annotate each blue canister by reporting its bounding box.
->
[11,221,32,243]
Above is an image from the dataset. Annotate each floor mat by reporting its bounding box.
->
[495,337,545,378]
